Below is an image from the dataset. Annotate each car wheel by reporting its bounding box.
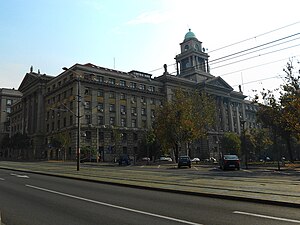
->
[237,167,240,170]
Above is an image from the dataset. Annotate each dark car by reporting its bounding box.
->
[178,156,191,168]
[118,154,131,166]
[219,154,240,170]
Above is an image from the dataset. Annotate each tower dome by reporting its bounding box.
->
[184,29,197,40]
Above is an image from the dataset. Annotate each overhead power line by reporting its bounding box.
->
[208,20,300,53]
[210,33,300,64]
[219,55,300,77]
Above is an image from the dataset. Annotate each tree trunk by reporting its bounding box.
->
[286,135,294,163]
[174,143,179,163]
[273,130,280,171]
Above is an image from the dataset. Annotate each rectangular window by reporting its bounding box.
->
[141,108,146,116]
[109,104,115,112]
[108,78,115,85]
[99,132,104,141]
[85,115,91,124]
[120,105,126,114]
[84,101,91,109]
[130,82,137,89]
[139,84,145,90]
[121,118,126,127]
[151,109,155,117]
[131,119,136,128]
[86,131,91,140]
[95,75,104,82]
[131,107,137,115]
[98,116,104,125]
[150,98,155,105]
[6,99,12,105]
[97,90,104,97]
[120,93,126,100]
[149,86,155,92]
[122,133,127,142]
[142,120,147,128]
[84,87,91,95]
[110,117,115,126]
[120,80,126,87]
[109,92,115,99]
[97,103,104,112]
[131,95,136,103]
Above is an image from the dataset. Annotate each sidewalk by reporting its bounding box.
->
[0,161,299,208]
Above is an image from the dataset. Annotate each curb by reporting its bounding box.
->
[1,166,300,209]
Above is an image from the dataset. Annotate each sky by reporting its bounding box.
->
[1,0,300,100]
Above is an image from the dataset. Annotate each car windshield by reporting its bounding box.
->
[179,156,189,160]
[224,155,238,160]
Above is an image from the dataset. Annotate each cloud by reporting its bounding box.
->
[126,10,171,25]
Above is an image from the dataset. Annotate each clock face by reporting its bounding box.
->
[184,44,189,51]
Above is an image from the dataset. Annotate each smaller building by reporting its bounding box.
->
[0,88,22,158]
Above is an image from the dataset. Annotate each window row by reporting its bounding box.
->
[83,73,159,93]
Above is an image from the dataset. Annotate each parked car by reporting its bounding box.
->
[159,156,172,162]
[191,157,200,163]
[118,154,131,166]
[219,154,240,170]
[178,156,191,168]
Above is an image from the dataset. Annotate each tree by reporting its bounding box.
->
[10,133,30,159]
[250,128,272,160]
[220,132,241,156]
[51,132,71,160]
[154,89,216,161]
[254,59,300,168]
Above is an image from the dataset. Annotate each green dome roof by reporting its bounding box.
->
[184,29,197,40]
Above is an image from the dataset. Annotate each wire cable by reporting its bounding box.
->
[208,20,300,53]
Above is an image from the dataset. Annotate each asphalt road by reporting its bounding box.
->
[0,169,299,225]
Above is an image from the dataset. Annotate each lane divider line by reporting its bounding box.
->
[26,184,203,225]
[233,211,300,223]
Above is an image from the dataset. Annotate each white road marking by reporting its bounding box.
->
[0,178,4,181]
[10,173,29,178]
[234,211,300,223]
[193,167,199,170]
[157,165,160,168]
[26,184,203,225]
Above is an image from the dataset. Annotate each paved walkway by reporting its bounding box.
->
[0,161,299,208]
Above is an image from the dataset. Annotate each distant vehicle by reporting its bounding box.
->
[191,157,200,163]
[142,157,150,162]
[118,154,131,166]
[178,156,191,168]
[219,154,240,170]
[159,156,172,162]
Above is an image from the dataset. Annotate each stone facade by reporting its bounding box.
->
[4,30,259,161]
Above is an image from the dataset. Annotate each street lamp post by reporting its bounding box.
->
[240,118,247,169]
[62,67,81,171]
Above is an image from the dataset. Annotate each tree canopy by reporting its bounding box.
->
[154,89,216,158]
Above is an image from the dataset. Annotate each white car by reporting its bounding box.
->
[159,156,172,162]
[191,157,200,163]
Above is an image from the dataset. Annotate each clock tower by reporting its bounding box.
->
[175,29,212,82]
